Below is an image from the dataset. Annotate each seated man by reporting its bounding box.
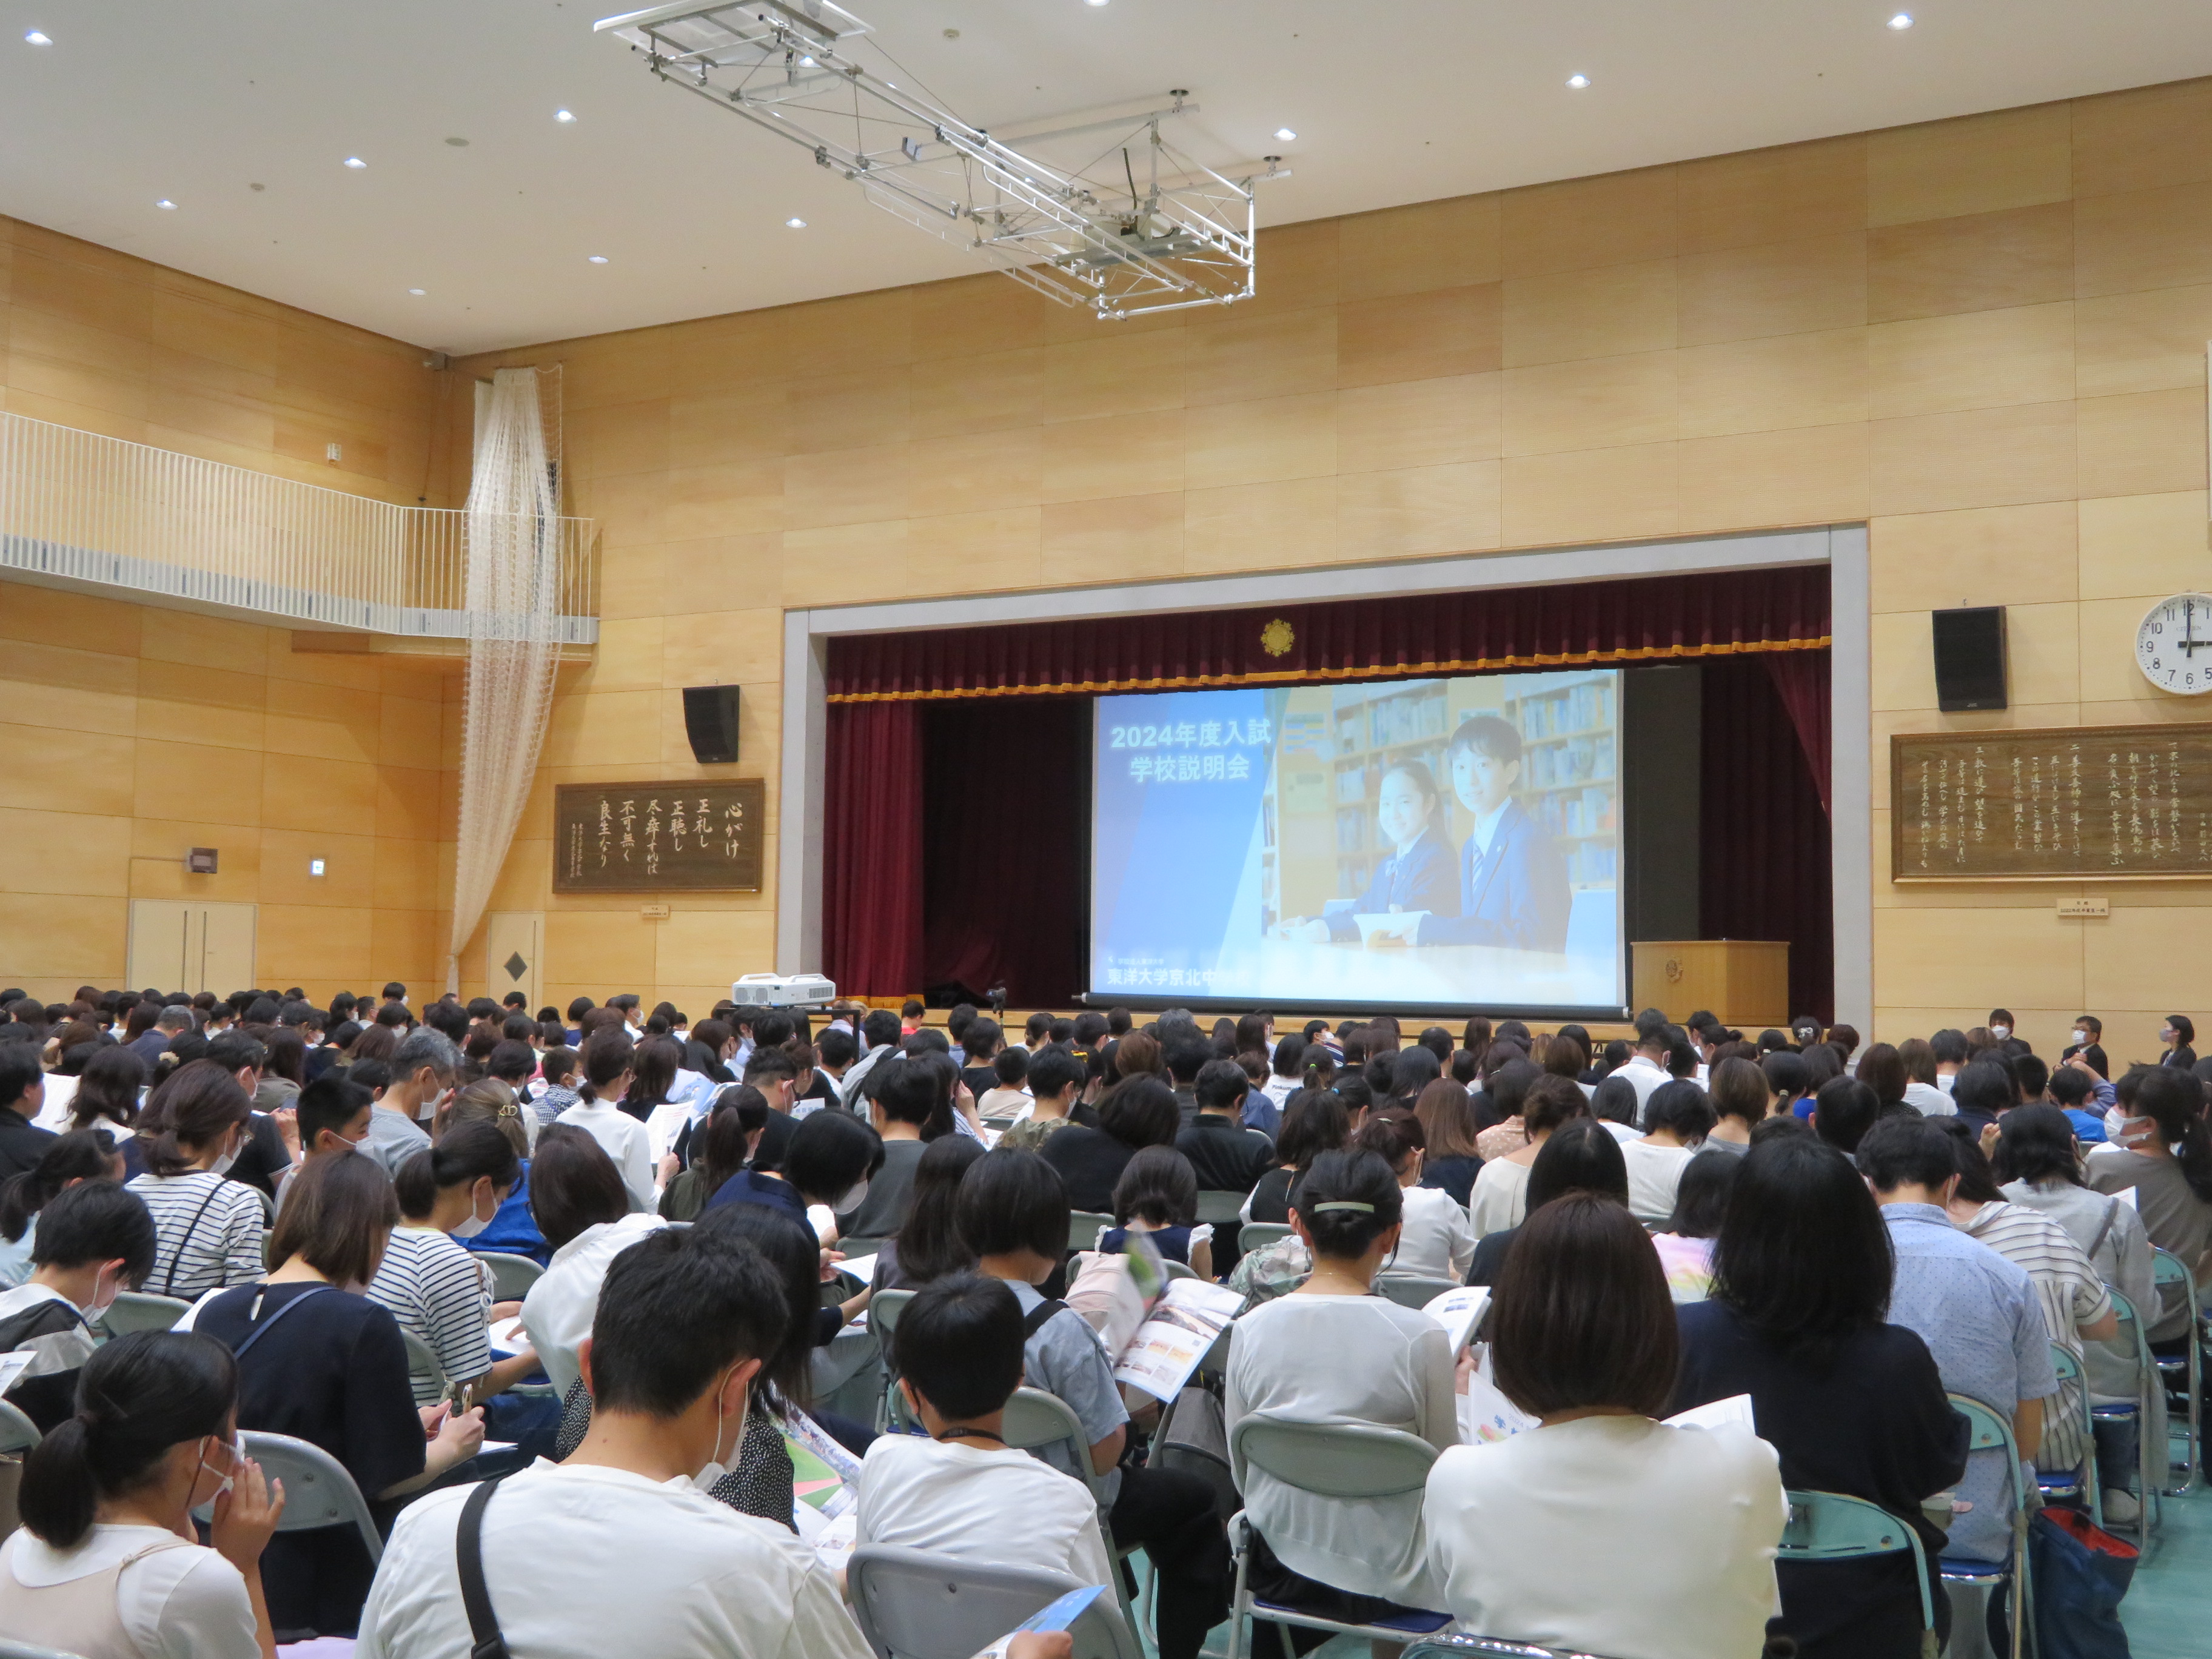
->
[858,1272,1114,1587]
[0,1179,158,1430]
[274,1073,375,1214]
[357,1225,872,1659]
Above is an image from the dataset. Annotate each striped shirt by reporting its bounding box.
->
[366,1227,494,1405]
[126,1172,267,1300]
[1959,1199,2113,1476]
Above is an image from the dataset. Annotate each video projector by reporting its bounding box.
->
[728,972,837,1010]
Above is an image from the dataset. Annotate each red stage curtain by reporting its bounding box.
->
[822,699,923,997]
[1763,648,1833,816]
[827,565,1831,702]
[1700,655,1834,1023]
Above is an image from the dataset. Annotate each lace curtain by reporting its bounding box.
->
[447,367,563,993]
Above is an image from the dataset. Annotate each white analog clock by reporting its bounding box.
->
[2137,594,2212,694]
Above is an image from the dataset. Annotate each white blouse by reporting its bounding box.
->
[1467,1158,1532,1239]
[1387,1185,1477,1281]
[1,1524,258,1659]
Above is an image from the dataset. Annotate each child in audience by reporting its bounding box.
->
[126,1061,268,1300]
[957,1149,1229,1659]
[272,1074,375,1216]
[1353,1116,1473,1282]
[0,1178,158,1429]
[553,1032,655,1211]
[518,1125,665,1404]
[859,1271,1114,1584]
[874,1134,983,1291]
[0,1330,285,1659]
[0,1128,127,1289]
[978,1045,1033,1120]
[1100,1145,1212,1276]
[532,1046,581,1127]
[1426,1195,1785,1659]
[1242,1088,1348,1226]
[367,1123,520,1408]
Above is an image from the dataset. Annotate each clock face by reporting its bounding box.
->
[2137,594,2212,695]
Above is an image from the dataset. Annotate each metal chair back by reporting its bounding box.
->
[475,1250,545,1301]
[1940,1394,2030,1659]
[1779,1490,1934,1641]
[1402,1634,1638,1659]
[1002,1386,1111,1506]
[0,1398,41,1454]
[846,1544,1140,1659]
[2151,1247,2200,1490]
[2040,1342,2099,1526]
[1230,1413,1441,1501]
[99,1291,192,1335]
[1374,1273,1458,1311]
[1236,1222,1293,1254]
[1196,1190,1248,1226]
[2099,1289,2166,1531]
[0,1639,90,1659]
[238,1430,384,1564]
[401,1326,451,1400]
[1068,1211,1113,1252]
[872,1287,918,1430]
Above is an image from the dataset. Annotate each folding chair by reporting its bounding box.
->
[261,1228,276,1270]
[475,1250,546,1301]
[1403,1640,1635,1659]
[1778,1490,1936,1659]
[2095,1289,2165,1532]
[1939,1394,2031,1659]
[235,1430,384,1566]
[1196,1191,1248,1227]
[1224,1415,1452,1659]
[846,1544,1141,1659]
[1237,1222,1293,1255]
[0,1640,89,1659]
[1068,1212,1114,1252]
[871,1288,917,1431]
[1161,1259,1198,1282]
[2037,1342,2100,1529]
[0,1398,41,1453]
[1373,1273,1459,1311]
[99,1291,192,1335]
[999,1387,1144,1637]
[401,1327,452,1403]
[2150,1246,2200,1492]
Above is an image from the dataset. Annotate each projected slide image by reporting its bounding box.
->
[1090,672,1622,1011]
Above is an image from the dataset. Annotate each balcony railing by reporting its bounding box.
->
[0,411,597,642]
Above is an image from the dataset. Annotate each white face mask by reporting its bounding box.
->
[1990,1025,2011,1041]
[833,1178,870,1214]
[2106,1108,2158,1150]
[690,1367,742,1489]
[2073,1031,2090,1047]
[210,1132,241,1176]
[451,1184,495,1239]
[81,1264,122,1322]
[198,1434,243,1501]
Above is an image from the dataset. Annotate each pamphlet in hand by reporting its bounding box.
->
[785,1403,867,1565]
[1110,1277,1244,1403]
[1663,1393,1756,1432]
[1418,1285,1491,1353]
[968,1585,1109,1659]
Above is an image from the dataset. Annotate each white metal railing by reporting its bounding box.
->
[0,411,598,642]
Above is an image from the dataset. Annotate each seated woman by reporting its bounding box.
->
[1039,1075,1182,1216]
[658,1090,765,1222]
[443,1080,549,1265]
[0,1330,286,1659]
[873,1133,982,1292]
[0,1127,128,1290]
[1424,1195,1785,1659]
[1277,761,1459,942]
[1242,1088,1349,1225]
[1225,1148,1459,1631]
[1621,1079,1714,1227]
[1099,1145,1213,1278]
[1673,1136,1968,1659]
[1466,1118,1628,1287]
[1359,1116,1475,1282]
[1652,1146,1735,1303]
[517,1125,666,1405]
[1472,1055,1538,1163]
[1410,1078,1483,1207]
[2086,1066,2212,1342]
[1467,1074,1586,1238]
[124,1061,269,1301]
[192,1153,484,1640]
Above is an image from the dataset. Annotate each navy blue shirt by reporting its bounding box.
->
[703,1169,811,1224]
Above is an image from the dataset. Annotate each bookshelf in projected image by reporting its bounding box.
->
[1263,673,1618,930]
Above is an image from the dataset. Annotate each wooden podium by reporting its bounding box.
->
[1630,940,1790,1030]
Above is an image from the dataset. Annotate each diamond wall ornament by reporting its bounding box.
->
[503,951,529,982]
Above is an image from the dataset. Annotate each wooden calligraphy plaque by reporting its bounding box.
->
[1890,725,2212,882]
[553,779,765,893]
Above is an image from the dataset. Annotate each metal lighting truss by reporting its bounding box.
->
[595,0,1281,318]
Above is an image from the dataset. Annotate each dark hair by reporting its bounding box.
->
[486,1040,537,1086]
[1,1130,126,1244]
[895,1135,985,1285]
[691,1202,819,1408]
[1854,1042,1907,1106]
[1988,1101,2080,1187]
[585,1226,791,1418]
[1665,1151,1738,1239]
[394,1120,519,1221]
[1194,1058,1251,1113]
[1112,1145,1199,1228]
[1353,1114,1421,1170]
[70,1045,146,1131]
[262,1025,306,1087]
[1522,1073,1587,1136]
[1269,1033,1308,1082]
[1490,1194,1677,1419]
[1929,1029,1969,1067]
[1857,1114,1961,1192]
[1589,1074,1639,1127]
[1712,1136,1892,1365]
[1098,1076,1182,1151]
[27,1176,156,1283]
[1412,1078,1481,1159]
[896,1272,1025,1422]
[529,1124,631,1250]
[140,1059,252,1176]
[1926,1117,2005,1203]
[1447,711,1523,769]
[2170,1014,2197,1047]
[577,1030,636,1104]
[1644,1079,1716,1142]
[1810,1076,1879,1155]
[19,1330,238,1548]
[1293,1148,1403,1259]
[1709,1057,1768,1126]
[876,1061,941,1128]
[1949,1061,2015,1124]
[1390,1044,1443,1102]
[267,1150,400,1286]
[1485,1058,1539,1124]
[1525,1119,1630,1210]
[956,1149,1070,1260]
[784,1110,878,1205]
[295,1074,372,1151]
[1276,1088,1350,1168]
[2048,1065,2095,1108]
[1760,1050,1810,1105]
[689,1100,756,1199]
[2116,1067,2212,1202]
[1540,1034,1584,1082]
[1024,1045,1084,1103]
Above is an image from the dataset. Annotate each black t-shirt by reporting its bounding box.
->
[224,1110,292,1199]
[1673,1301,1968,1658]
[958,1066,996,1105]
[196,1282,426,1638]
[1245,1166,1296,1224]
[1037,1125,1138,1215]
[752,1107,799,1172]
[1464,1225,1516,1287]
[1175,1116,1275,1193]
[0,1111,57,1182]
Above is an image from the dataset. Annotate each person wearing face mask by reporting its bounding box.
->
[126,1061,269,1300]
[2159,1013,2197,1070]
[272,1074,378,1218]
[364,1028,450,1178]
[2086,1067,2212,1342]
[367,1123,538,1415]
[2062,1014,2109,1081]
[190,1152,486,1639]
[1986,1008,2016,1044]
[0,1179,158,1432]
[0,1330,287,1659]
[354,1225,877,1659]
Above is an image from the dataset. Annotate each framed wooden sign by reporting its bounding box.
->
[1891,725,2212,882]
[553,779,765,893]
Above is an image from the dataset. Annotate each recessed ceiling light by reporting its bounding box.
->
[408,287,426,295]
[1274,127,1296,141]
[785,217,807,229]
[24,29,51,45]
[1888,12,1914,27]
[1085,0,1109,8]
[343,156,367,169]
[1566,73,1590,89]
[156,199,176,210]
[588,254,609,263]
[555,109,577,122]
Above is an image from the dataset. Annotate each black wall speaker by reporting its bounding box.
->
[1931,606,2008,712]
[682,684,743,764]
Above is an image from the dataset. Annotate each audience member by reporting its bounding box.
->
[366,1030,447,1177]
[1466,1118,1629,1287]
[1621,1079,1709,1226]
[518,1127,666,1400]
[2086,1066,2212,1336]
[1176,1058,1275,1196]
[1700,1057,1766,1157]
[1809,1075,1880,1158]
[1039,1074,1181,1215]
[554,1031,655,1212]
[1468,1074,1584,1236]
[1098,1145,1212,1275]
[1358,1116,1473,1281]
[1410,1078,1483,1205]
[997,1044,1083,1153]
[0,1176,156,1429]
[1244,1088,1348,1225]
[873,1133,983,1292]
[0,1045,59,1181]
[840,1060,931,1237]
[1654,1149,1735,1303]
[127,1061,267,1299]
